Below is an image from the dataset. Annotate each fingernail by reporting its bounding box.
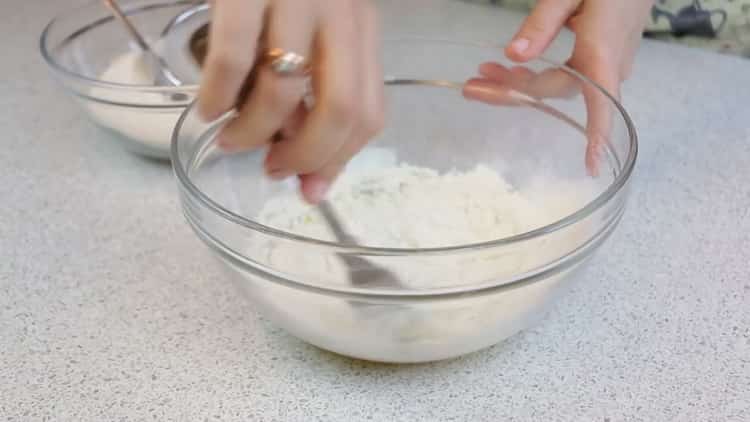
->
[307,179,331,204]
[216,135,236,151]
[267,168,293,181]
[510,38,530,54]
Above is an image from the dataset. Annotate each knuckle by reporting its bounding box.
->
[209,50,252,75]
[257,71,300,113]
[581,41,614,65]
[289,153,326,175]
[572,44,616,75]
[522,18,548,37]
[260,82,289,113]
[323,93,356,129]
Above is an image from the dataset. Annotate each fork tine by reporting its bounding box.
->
[317,201,403,289]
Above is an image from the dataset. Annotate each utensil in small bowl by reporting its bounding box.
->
[101,0,183,87]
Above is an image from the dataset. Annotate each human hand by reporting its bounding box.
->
[466,0,653,175]
[197,0,384,203]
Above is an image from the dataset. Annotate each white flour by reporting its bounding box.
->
[253,150,594,289]
[85,50,184,155]
[259,164,548,249]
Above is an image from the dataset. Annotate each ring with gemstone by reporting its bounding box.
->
[264,48,311,77]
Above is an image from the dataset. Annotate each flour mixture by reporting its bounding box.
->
[253,150,592,290]
[85,49,184,153]
[258,163,549,249]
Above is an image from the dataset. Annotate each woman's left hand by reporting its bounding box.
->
[507,0,654,93]
[511,0,653,172]
[467,0,654,174]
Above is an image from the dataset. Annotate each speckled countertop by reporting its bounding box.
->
[2,0,749,420]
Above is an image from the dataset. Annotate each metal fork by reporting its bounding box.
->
[170,10,404,289]
[317,201,404,289]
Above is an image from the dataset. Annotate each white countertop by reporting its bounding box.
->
[2,0,749,420]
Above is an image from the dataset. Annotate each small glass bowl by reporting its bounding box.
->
[173,39,637,363]
[40,0,207,159]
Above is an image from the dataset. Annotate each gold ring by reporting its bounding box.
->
[264,48,311,77]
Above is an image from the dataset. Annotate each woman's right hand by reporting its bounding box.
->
[197,0,384,204]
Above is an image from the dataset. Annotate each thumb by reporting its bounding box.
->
[506,0,579,62]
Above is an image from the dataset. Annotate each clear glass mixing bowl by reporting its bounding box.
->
[40,0,206,159]
[172,39,637,363]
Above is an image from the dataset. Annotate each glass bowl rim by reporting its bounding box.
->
[171,38,638,256]
[39,0,201,94]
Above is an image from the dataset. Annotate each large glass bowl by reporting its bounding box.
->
[40,0,207,159]
[172,39,637,363]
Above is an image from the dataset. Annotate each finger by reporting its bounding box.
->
[479,62,531,90]
[265,103,307,180]
[265,1,359,182]
[350,0,384,139]
[527,68,580,99]
[506,0,580,62]
[617,1,652,81]
[619,31,643,81]
[478,62,576,98]
[300,1,384,203]
[481,63,538,84]
[583,84,613,178]
[198,0,266,120]
[298,173,334,205]
[218,0,316,151]
[463,77,526,106]
[278,103,307,143]
[297,139,367,204]
[570,47,619,177]
[478,62,515,81]
[473,62,579,101]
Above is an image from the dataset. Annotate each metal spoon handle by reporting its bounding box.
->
[102,0,152,52]
[317,201,359,245]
